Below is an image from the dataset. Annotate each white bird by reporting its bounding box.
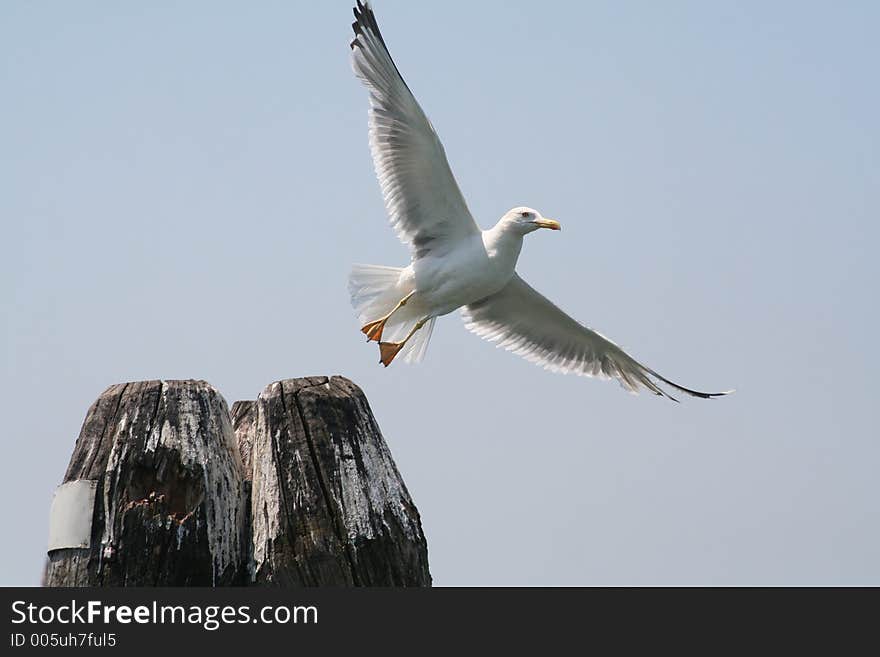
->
[348,1,731,401]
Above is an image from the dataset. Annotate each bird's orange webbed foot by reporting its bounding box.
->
[361,291,416,342]
[361,318,387,342]
[379,341,404,367]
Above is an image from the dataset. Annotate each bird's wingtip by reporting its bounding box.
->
[645,367,735,401]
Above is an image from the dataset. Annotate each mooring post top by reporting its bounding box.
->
[255,375,366,401]
[258,376,329,399]
[97,379,226,398]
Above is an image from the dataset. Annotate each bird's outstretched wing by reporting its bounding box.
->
[462,275,732,402]
[351,1,479,259]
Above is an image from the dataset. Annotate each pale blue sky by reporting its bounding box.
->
[2,1,878,585]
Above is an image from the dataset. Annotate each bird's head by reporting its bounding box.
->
[500,207,561,236]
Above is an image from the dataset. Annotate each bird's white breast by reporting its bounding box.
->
[411,230,523,317]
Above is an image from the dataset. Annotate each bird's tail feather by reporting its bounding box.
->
[348,264,407,325]
[348,264,434,364]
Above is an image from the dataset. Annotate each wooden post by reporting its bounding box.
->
[239,376,431,586]
[45,376,431,586]
[43,380,246,586]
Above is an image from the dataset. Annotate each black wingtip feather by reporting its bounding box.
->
[350,19,361,49]
[351,1,391,51]
[349,1,413,92]
[663,390,681,403]
[647,368,733,400]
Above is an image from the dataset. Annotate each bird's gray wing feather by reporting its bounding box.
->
[462,275,732,401]
[351,1,479,259]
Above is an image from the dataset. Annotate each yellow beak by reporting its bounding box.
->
[534,218,561,231]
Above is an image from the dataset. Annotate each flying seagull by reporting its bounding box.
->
[347,1,731,402]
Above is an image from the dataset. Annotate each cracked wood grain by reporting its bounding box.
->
[44,380,247,586]
[45,376,429,587]
[239,376,431,586]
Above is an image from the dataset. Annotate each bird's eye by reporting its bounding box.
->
[521,211,530,218]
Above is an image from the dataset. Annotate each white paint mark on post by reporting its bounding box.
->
[47,480,97,552]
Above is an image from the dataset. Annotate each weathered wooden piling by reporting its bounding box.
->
[45,376,431,587]
[241,376,431,586]
[43,380,246,586]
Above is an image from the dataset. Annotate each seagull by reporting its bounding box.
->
[348,1,731,402]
